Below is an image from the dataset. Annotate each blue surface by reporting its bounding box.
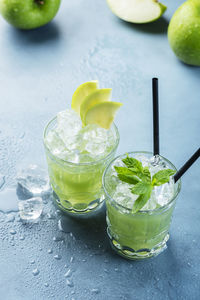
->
[0,0,200,299]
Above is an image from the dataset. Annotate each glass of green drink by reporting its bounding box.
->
[43,110,119,215]
[103,151,181,259]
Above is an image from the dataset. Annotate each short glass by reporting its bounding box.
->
[43,116,120,215]
[103,151,181,260]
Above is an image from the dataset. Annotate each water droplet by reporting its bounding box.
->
[70,256,74,263]
[47,213,55,219]
[55,209,61,217]
[0,174,5,189]
[82,259,86,262]
[91,288,100,294]
[10,229,16,235]
[104,268,108,273]
[114,268,118,272]
[48,249,53,254]
[66,279,74,287]
[19,235,25,240]
[39,247,42,251]
[71,291,75,295]
[6,214,15,223]
[64,269,72,278]
[32,268,40,276]
[54,254,61,260]
[44,283,49,287]
[30,260,35,264]
[53,236,63,242]
[58,219,64,232]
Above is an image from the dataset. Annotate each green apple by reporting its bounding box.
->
[106,0,166,24]
[168,0,200,66]
[0,0,61,30]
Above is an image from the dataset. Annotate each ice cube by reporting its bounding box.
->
[113,182,138,209]
[18,197,43,221]
[45,130,68,158]
[80,124,114,157]
[154,178,175,206]
[17,165,50,195]
[56,110,82,145]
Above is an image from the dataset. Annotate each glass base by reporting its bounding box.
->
[107,227,169,260]
[52,191,105,216]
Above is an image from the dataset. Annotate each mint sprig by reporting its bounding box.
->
[115,155,176,213]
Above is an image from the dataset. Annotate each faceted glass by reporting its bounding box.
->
[43,116,119,215]
[103,151,181,259]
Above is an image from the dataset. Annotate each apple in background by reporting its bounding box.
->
[106,0,166,24]
[168,0,200,66]
[0,0,61,30]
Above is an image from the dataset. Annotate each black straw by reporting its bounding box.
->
[152,78,159,156]
[174,148,200,183]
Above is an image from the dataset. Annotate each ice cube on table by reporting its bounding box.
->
[17,165,50,195]
[18,197,43,221]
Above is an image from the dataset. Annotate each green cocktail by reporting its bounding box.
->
[43,110,119,215]
[103,151,181,259]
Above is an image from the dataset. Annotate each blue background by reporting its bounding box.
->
[0,0,200,299]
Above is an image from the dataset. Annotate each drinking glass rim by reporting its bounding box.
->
[43,115,120,167]
[102,151,181,214]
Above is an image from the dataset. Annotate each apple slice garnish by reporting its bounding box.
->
[71,81,99,114]
[80,88,112,125]
[84,102,122,129]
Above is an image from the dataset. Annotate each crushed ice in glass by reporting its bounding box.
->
[18,197,43,221]
[17,165,50,195]
[45,109,116,163]
[110,155,175,211]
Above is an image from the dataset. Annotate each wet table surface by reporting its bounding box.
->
[0,0,200,299]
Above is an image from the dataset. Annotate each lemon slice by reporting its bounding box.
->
[84,101,122,129]
[106,0,166,24]
[71,81,99,114]
[80,88,112,124]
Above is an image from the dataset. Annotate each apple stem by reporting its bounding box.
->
[35,0,44,5]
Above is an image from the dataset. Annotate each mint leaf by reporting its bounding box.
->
[122,156,143,171]
[141,167,151,183]
[152,169,176,186]
[132,187,152,213]
[118,174,139,185]
[114,166,140,184]
[131,182,151,195]
[114,166,135,175]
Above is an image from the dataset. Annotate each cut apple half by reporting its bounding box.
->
[71,81,99,114]
[106,0,167,24]
[80,88,112,125]
[84,102,122,129]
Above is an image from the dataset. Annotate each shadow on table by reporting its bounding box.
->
[9,21,61,45]
[57,204,109,249]
[119,16,169,34]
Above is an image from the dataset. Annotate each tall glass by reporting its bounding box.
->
[103,151,181,259]
[43,116,120,215]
